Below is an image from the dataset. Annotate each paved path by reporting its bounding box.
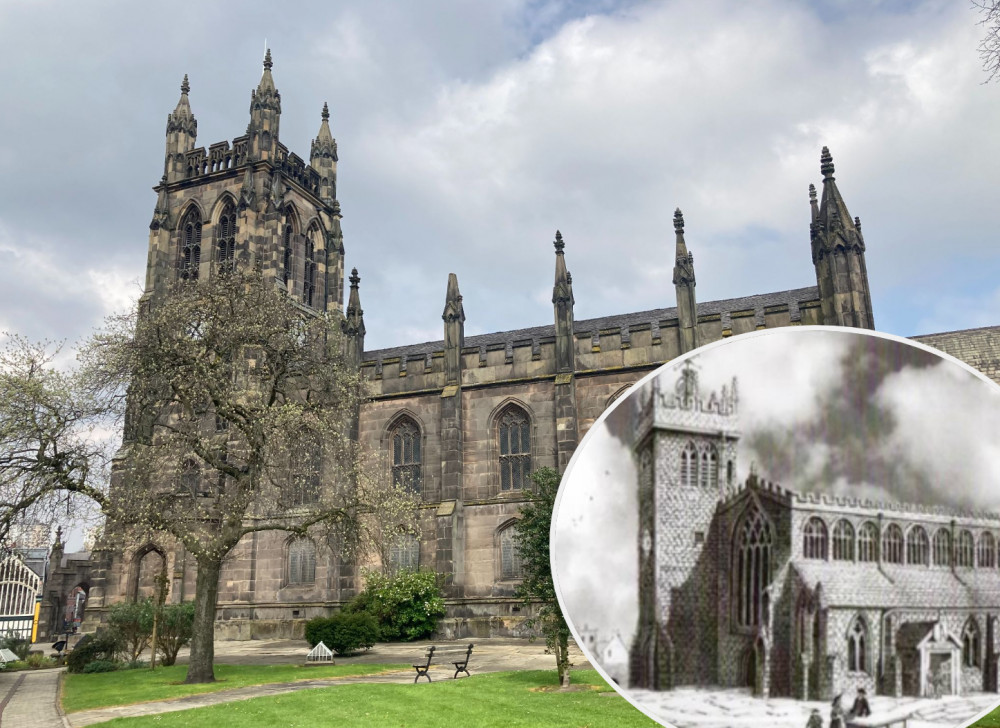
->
[0,668,67,728]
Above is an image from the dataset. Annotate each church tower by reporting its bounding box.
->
[631,362,740,690]
[142,51,346,314]
[811,147,875,329]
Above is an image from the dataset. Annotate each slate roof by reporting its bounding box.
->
[363,285,820,362]
[792,561,1000,610]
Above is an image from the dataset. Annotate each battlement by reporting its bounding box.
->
[718,474,1000,523]
[176,136,322,199]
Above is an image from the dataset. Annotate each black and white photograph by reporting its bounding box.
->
[554,327,1000,728]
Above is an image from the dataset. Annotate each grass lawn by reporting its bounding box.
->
[61,662,409,713]
[976,708,1000,727]
[83,670,658,727]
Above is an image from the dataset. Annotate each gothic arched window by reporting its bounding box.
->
[680,441,697,488]
[287,538,316,585]
[179,208,202,280]
[498,405,531,491]
[906,526,929,566]
[736,506,772,628]
[499,522,524,580]
[287,445,321,507]
[388,533,420,574]
[847,616,868,673]
[933,529,952,566]
[217,202,236,272]
[957,530,975,568]
[699,445,718,489]
[858,522,878,562]
[803,517,828,560]
[832,520,855,561]
[178,458,199,495]
[978,533,996,568]
[882,523,903,564]
[390,417,422,494]
[963,618,981,668]
[282,223,294,287]
[303,226,318,307]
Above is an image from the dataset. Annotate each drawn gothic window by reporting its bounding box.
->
[832,520,855,561]
[978,533,996,568]
[699,445,718,489]
[933,529,952,566]
[680,441,697,487]
[217,202,236,271]
[847,617,868,673]
[957,530,975,568]
[906,526,929,566]
[282,223,294,286]
[390,417,422,494]
[179,208,201,280]
[963,618,981,668]
[803,517,828,560]
[499,522,524,580]
[287,538,316,585]
[858,522,878,562]
[882,523,904,564]
[736,506,772,628]
[498,405,531,491]
[388,533,420,574]
[303,230,317,307]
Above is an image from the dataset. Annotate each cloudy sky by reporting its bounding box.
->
[551,328,1000,659]
[0,1,998,353]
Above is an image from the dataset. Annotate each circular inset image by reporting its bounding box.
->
[552,326,1000,728]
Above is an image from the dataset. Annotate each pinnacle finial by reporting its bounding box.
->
[263,48,273,70]
[854,216,861,231]
[673,208,684,233]
[820,146,835,178]
[808,183,817,201]
[349,268,360,287]
[322,102,330,121]
[181,74,190,94]
[554,230,565,253]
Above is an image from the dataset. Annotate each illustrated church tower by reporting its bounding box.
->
[631,363,740,690]
[144,51,345,315]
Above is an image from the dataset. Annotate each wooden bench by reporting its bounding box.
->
[413,646,435,683]
[451,643,474,679]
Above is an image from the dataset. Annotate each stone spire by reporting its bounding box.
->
[248,49,281,161]
[343,268,365,367]
[311,102,338,203]
[810,147,874,329]
[442,273,465,385]
[164,74,197,182]
[672,208,699,353]
[552,230,575,373]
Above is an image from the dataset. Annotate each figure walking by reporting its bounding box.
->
[830,694,847,728]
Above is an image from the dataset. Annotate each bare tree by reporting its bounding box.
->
[975,1,1000,82]
[2,270,415,684]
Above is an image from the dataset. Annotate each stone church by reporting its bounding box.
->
[630,364,1000,701]
[37,51,1000,640]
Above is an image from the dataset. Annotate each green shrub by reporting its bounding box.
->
[67,633,120,674]
[81,659,120,673]
[0,633,31,661]
[305,612,379,655]
[156,602,195,667]
[24,653,56,669]
[108,598,154,662]
[357,569,446,642]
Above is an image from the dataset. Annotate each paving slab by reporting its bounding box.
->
[0,668,67,728]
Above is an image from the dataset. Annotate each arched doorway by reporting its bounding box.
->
[130,546,166,601]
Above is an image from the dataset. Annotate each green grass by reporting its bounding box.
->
[975,708,1000,727]
[61,662,409,713]
[78,670,657,727]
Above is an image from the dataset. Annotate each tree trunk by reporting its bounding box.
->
[558,629,571,688]
[184,556,222,684]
